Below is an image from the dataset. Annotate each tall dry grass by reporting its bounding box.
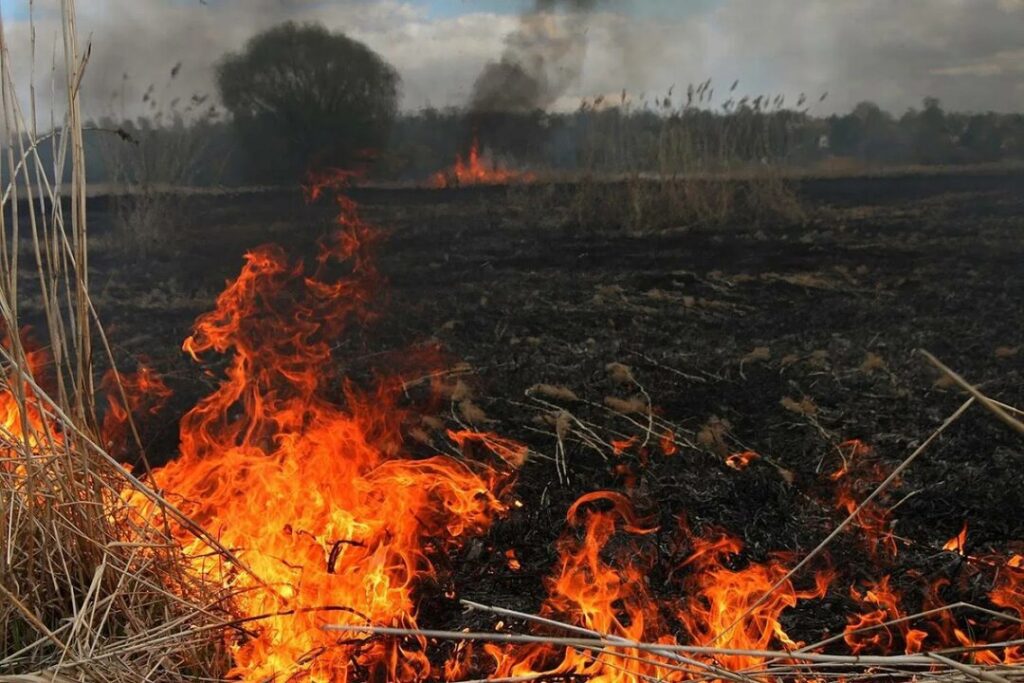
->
[570,83,806,233]
[0,3,229,680]
[98,75,225,260]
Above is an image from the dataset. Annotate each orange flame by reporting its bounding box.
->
[844,576,928,654]
[131,172,519,681]
[429,137,535,188]
[725,450,759,470]
[660,429,678,456]
[943,521,968,555]
[101,363,172,457]
[830,440,898,558]
[481,494,834,682]
[989,559,1024,663]
[0,335,60,459]
[485,491,667,682]
[675,522,834,672]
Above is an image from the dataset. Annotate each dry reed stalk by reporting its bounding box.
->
[920,350,1024,436]
[325,622,1023,681]
[460,599,754,683]
[0,4,231,680]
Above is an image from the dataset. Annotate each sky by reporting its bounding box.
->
[2,0,1023,121]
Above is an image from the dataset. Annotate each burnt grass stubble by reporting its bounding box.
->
[71,169,1024,661]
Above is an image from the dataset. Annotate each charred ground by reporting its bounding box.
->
[80,168,1024,650]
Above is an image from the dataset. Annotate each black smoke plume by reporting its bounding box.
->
[470,0,600,114]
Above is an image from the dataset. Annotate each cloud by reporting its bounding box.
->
[704,0,1024,113]
[3,0,516,119]
[931,49,1024,78]
[2,0,1022,123]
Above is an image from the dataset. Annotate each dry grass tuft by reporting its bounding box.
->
[0,4,228,680]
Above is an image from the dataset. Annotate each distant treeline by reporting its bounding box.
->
[48,98,1024,187]
[391,97,1024,178]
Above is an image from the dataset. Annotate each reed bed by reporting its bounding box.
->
[0,3,229,680]
[568,84,807,233]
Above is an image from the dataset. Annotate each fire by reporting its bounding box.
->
[484,491,669,682]
[481,494,833,682]
[830,439,898,558]
[7,169,1024,681]
[129,172,519,681]
[101,363,173,457]
[943,521,968,555]
[660,429,679,456]
[990,560,1024,663]
[844,576,928,654]
[725,450,759,470]
[674,521,834,673]
[610,435,637,455]
[0,336,60,459]
[429,137,534,188]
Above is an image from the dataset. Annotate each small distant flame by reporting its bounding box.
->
[830,438,872,480]
[659,429,678,456]
[505,549,521,571]
[611,435,637,455]
[943,521,968,555]
[429,137,535,188]
[725,450,759,470]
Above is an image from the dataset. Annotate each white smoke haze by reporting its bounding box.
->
[2,0,1022,124]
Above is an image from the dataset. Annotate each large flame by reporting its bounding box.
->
[475,493,833,682]
[131,173,518,681]
[5,171,1023,681]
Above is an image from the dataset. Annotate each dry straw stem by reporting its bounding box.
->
[920,349,1024,436]
[324,623,1022,678]
[0,2,234,680]
[460,599,755,683]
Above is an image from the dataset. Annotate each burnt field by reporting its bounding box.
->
[81,168,1024,660]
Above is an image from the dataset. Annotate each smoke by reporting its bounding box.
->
[3,0,1020,125]
[469,0,601,114]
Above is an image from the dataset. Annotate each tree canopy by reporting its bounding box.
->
[216,22,400,181]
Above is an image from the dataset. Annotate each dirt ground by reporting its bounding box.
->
[79,168,1023,645]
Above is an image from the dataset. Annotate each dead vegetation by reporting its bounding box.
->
[1,6,1023,683]
[0,5,228,680]
[566,86,806,233]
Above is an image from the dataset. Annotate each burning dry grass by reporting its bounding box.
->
[2,8,1024,683]
[430,137,536,189]
[0,4,232,680]
[117,171,527,681]
[417,355,1024,683]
